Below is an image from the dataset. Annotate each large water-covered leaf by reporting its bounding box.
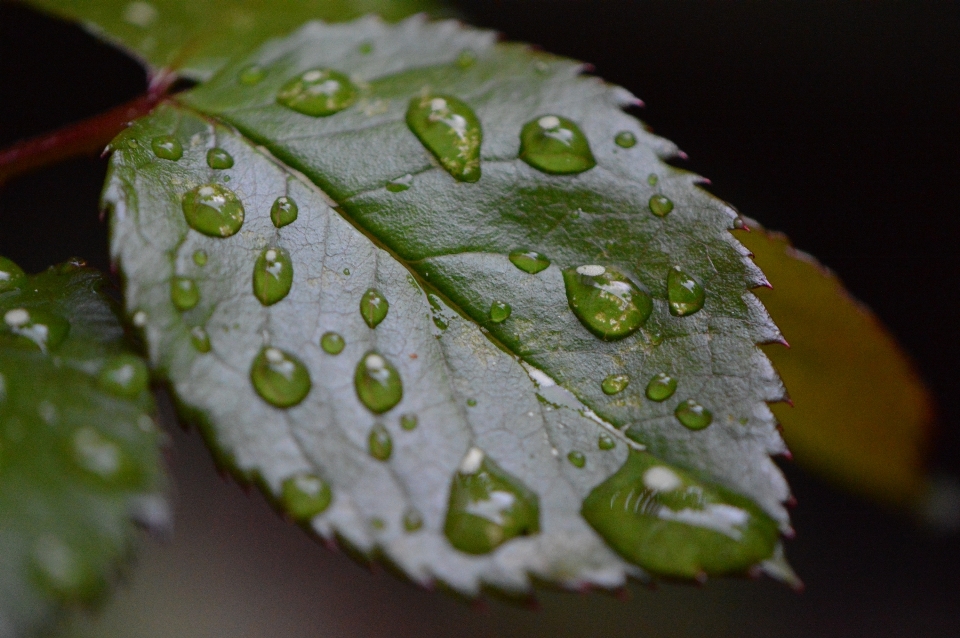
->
[0,258,167,638]
[103,16,793,593]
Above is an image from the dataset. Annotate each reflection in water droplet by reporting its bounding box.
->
[3,307,70,352]
[253,247,293,306]
[615,131,637,148]
[406,95,482,182]
[320,331,345,355]
[567,450,586,468]
[601,374,629,395]
[182,183,245,237]
[270,196,298,228]
[355,351,403,414]
[675,399,712,430]
[0,256,25,292]
[457,49,477,68]
[598,433,616,450]
[400,413,418,430]
[403,508,424,531]
[359,289,388,328]
[281,472,332,521]
[386,174,413,192]
[151,135,182,161]
[444,448,540,554]
[519,115,595,175]
[581,450,779,578]
[238,64,266,85]
[97,354,149,398]
[667,267,705,317]
[368,423,393,460]
[508,250,550,274]
[192,250,208,266]
[190,326,211,353]
[171,276,200,311]
[489,300,512,323]
[276,68,358,117]
[649,194,674,217]
[563,265,652,340]
[645,373,677,402]
[250,346,311,408]
[206,147,234,169]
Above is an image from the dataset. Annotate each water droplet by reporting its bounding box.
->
[466,398,478,407]
[192,250,208,266]
[615,131,637,148]
[151,135,182,160]
[647,173,659,186]
[3,308,70,352]
[598,433,616,450]
[567,450,586,468]
[250,346,311,408]
[508,250,550,274]
[562,265,652,340]
[276,68,358,117]
[601,373,629,396]
[355,351,403,414]
[253,247,293,306]
[320,331,344,355]
[238,64,266,85]
[645,372,677,402]
[444,447,540,554]
[400,413,418,430]
[342,268,350,276]
[206,147,234,169]
[359,289,388,328]
[456,49,477,68]
[675,399,712,430]
[358,41,373,55]
[581,450,778,578]
[371,517,386,530]
[31,536,93,597]
[182,183,245,237]
[649,194,674,217]
[403,508,424,531]
[72,426,126,481]
[406,94,482,182]
[667,267,705,317]
[132,310,147,327]
[386,174,413,192]
[519,114,596,175]
[0,256,25,292]
[281,472,332,521]
[368,423,393,460]
[270,196,298,228]
[97,354,148,398]
[190,326,211,352]
[171,276,199,311]
[489,300,512,323]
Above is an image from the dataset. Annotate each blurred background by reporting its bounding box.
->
[2,1,959,636]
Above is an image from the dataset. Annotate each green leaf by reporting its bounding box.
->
[103,17,792,592]
[0,259,168,637]
[26,0,442,80]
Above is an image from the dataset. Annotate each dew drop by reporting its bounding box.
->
[675,399,713,430]
[489,300,512,323]
[519,114,595,175]
[444,447,540,554]
[238,64,266,85]
[320,331,345,355]
[97,354,149,398]
[359,289,389,328]
[647,173,659,186]
[645,372,677,402]
[649,194,674,217]
[0,256,25,292]
[132,310,148,327]
[368,423,393,460]
[403,508,424,532]
[281,472,332,521]
[562,265,652,340]
[206,147,234,169]
[192,250,208,266]
[343,268,351,276]
[72,426,126,482]
[151,135,182,161]
[182,183,245,237]
[598,433,616,450]
[466,398,477,407]
[253,247,293,306]
[190,326,211,353]
[31,536,92,597]
[508,250,550,274]
[400,413,418,430]
[270,196,298,228]
[386,174,413,192]
[406,94,482,182]
[601,373,629,396]
[3,308,69,352]
[250,346,311,408]
[355,351,403,414]
[170,276,200,311]
[567,450,586,468]
[667,267,705,317]
[276,68,358,117]
[615,131,637,148]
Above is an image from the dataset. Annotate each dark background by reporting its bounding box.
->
[2,1,960,636]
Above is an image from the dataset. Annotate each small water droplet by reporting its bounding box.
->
[281,472,332,521]
[519,114,595,175]
[368,422,393,460]
[355,351,403,414]
[489,300,512,323]
[406,94,482,182]
[400,413,418,430]
[386,174,413,192]
[563,265,652,340]
[675,399,713,430]
[342,268,351,276]
[567,450,586,468]
[182,183,245,237]
[649,194,674,217]
[97,354,148,398]
[466,398,477,407]
[645,373,677,402]
[456,49,477,68]
[359,289,388,328]
[190,326,211,352]
[320,331,344,355]
[3,308,70,352]
[192,250,208,266]
[615,131,637,148]
[444,447,540,554]
[667,267,705,317]
[151,135,182,161]
[132,310,148,327]
[370,517,386,530]
[31,536,92,597]
[598,433,616,450]
[238,64,266,85]
[508,250,550,274]
[0,256,25,292]
[357,41,373,55]
[253,247,293,306]
[171,276,200,311]
[733,217,747,230]
[601,373,629,395]
[647,173,659,186]
[250,346,311,408]
[206,147,234,169]
[276,68,358,117]
[270,195,298,228]
[403,508,424,531]
[72,426,125,481]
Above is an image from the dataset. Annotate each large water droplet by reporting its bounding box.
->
[562,265,652,340]
[602,373,629,395]
[190,326,211,353]
[649,194,674,217]
[97,354,149,398]
[3,307,69,352]
[519,115,596,175]
[281,472,332,521]
[645,372,677,402]
[355,351,402,414]
[444,448,540,554]
[182,183,245,237]
[598,433,616,450]
[675,400,712,430]
[276,68,358,117]
[667,267,705,316]
[615,131,637,148]
[253,247,293,306]
[406,94,482,182]
[320,331,344,355]
[270,196,298,228]
[206,147,234,169]
[151,135,182,161]
[567,450,586,468]
[489,300,512,323]
[359,289,388,328]
[250,346,311,408]
[368,423,393,460]
[0,256,25,292]
[171,276,199,311]
[238,64,266,85]
[508,250,550,274]
[581,451,778,578]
